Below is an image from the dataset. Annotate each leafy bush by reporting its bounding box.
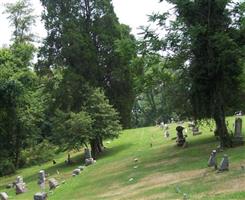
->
[0,159,16,176]
[20,140,56,167]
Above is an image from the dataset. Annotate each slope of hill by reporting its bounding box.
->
[0,116,245,200]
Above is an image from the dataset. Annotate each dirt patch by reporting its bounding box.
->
[99,169,205,200]
[144,158,180,168]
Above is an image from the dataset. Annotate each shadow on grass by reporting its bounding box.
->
[0,143,132,189]
[96,143,133,160]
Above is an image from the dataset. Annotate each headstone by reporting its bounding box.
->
[176,126,186,147]
[232,117,244,146]
[85,158,94,166]
[78,166,85,170]
[16,182,27,194]
[0,192,8,200]
[72,168,81,176]
[218,154,229,171]
[235,118,242,136]
[160,122,164,129]
[192,126,202,136]
[164,131,170,138]
[84,148,92,159]
[33,192,47,200]
[48,178,59,190]
[38,170,45,191]
[208,150,217,169]
[129,178,134,182]
[188,121,195,128]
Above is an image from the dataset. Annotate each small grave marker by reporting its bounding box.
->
[48,178,59,190]
[0,192,8,200]
[208,150,217,169]
[33,192,47,200]
[218,154,229,172]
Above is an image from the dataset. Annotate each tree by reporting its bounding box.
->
[85,88,122,158]
[0,47,45,170]
[4,0,36,43]
[51,110,92,163]
[38,0,136,128]
[152,0,245,147]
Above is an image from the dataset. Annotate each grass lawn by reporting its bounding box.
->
[1,116,245,200]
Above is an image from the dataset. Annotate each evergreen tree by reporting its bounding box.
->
[38,0,136,127]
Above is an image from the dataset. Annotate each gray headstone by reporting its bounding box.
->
[164,131,170,138]
[218,154,229,171]
[232,117,244,146]
[72,168,81,176]
[84,148,92,159]
[16,182,27,194]
[48,178,59,190]
[38,170,45,190]
[0,192,8,200]
[208,150,217,168]
[85,158,94,166]
[235,118,242,137]
[192,126,202,136]
[33,192,47,200]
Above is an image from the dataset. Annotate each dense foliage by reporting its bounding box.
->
[144,0,245,147]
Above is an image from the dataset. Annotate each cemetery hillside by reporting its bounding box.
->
[0,116,245,199]
[0,0,245,199]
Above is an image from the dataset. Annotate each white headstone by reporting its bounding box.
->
[0,192,8,200]
[72,168,81,176]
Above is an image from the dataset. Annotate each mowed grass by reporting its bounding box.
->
[1,116,245,200]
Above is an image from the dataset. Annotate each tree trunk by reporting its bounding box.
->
[213,104,231,148]
[67,153,72,164]
[98,136,104,151]
[90,139,100,159]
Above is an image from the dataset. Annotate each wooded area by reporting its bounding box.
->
[0,0,244,176]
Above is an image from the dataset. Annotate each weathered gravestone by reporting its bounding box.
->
[218,154,229,172]
[72,168,81,176]
[38,170,45,191]
[15,176,27,195]
[48,178,59,190]
[208,150,217,169]
[0,192,8,200]
[192,126,202,136]
[164,131,170,138]
[176,126,186,147]
[34,192,47,200]
[232,117,244,146]
[85,158,94,166]
[16,182,27,194]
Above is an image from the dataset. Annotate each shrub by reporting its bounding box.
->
[20,140,56,167]
[0,159,16,176]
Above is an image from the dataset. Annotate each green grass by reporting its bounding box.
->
[1,116,245,199]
